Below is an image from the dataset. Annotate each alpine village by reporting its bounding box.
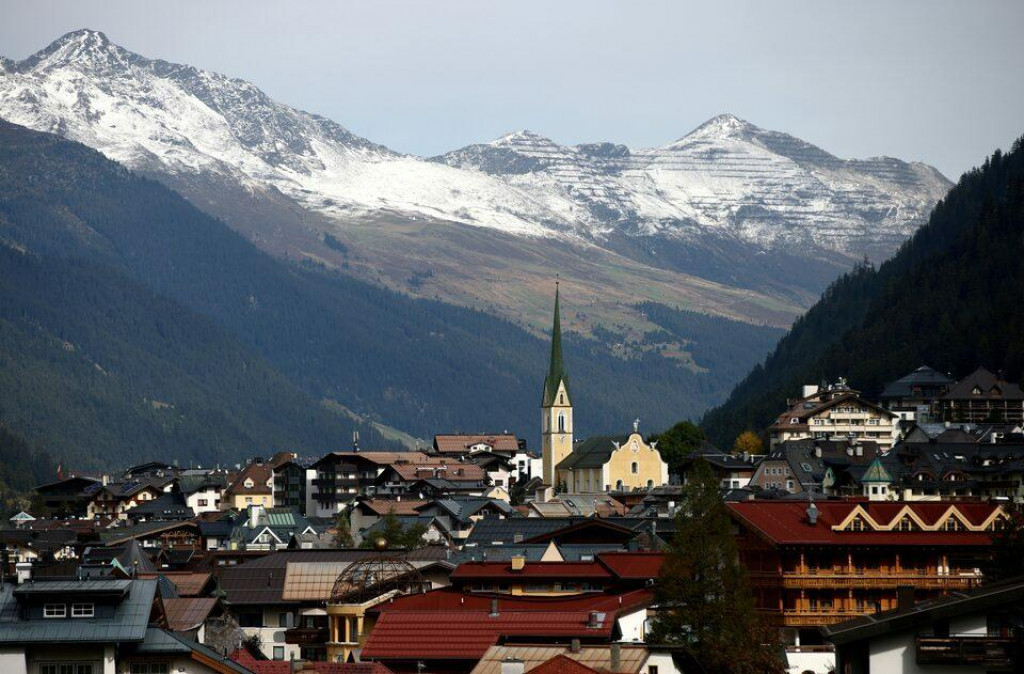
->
[2,7,1024,674]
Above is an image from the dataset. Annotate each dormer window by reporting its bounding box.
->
[790,418,799,424]
[43,603,66,618]
[71,603,94,618]
[244,479,254,488]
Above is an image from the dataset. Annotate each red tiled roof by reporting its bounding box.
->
[306,664,395,674]
[727,501,1001,547]
[451,561,614,581]
[387,463,486,483]
[229,649,291,674]
[225,463,273,496]
[163,597,219,631]
[434,434,520,454]
[530,655,601,674]
[595,552,665,579]
[357,499,430,516]
[362,588,654,660]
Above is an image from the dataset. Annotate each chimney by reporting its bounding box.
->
[855,445,863,457]
[814,447,822,458]
[610,643,621,672]
[897,585,915,614]
[806,503,819,526]
[501,659,525,674]
[587,611,600,628]
[571,639,581,654]
[510,556,526,571]
[102,474,109,486]
[490,598,499,617]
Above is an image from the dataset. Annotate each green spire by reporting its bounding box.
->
[542,283,570,406]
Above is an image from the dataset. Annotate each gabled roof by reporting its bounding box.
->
[434,434,521,454]
[945,366,1024,401]
[728,501,1003,547]
[163,597,220,631]
[125,629,252,673]
[530,655,602,674]
[770,391,897,430]
[356,499,429,516]
[556,436,629,470]
[225,463,273,496]
[362,588,653,660]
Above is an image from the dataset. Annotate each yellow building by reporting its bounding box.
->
[556,426,669,493]
[541,285,573,487]
[223,462,274,510]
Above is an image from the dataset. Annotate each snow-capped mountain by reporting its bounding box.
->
[0,30,952,336]
[436,115,950,256]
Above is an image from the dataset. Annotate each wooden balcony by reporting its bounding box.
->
[916,636,1018,670]
[750,569,982,591]
[284,627,329,646]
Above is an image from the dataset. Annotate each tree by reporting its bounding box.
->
[732,430,764,455]
[651,421,706,475]
[650,459,783,674]
[983,500,1024,583]
[359,509,428,549]
[332,509,354,548]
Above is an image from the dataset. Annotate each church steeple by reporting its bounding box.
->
[541,282,573,489]
[542,282,570,406]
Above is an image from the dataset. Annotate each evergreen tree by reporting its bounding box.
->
[983,500,1024,583]
[651,459,782,674]
[332,509,354,548]
[359,509,428,549]
[651,421,706,475]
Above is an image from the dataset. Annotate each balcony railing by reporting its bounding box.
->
[916,636,1018,670]
[284,627,329,646]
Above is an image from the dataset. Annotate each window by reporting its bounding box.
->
[71,603,94,618]
[197,499,208,507]
[649,667,659,674]
[557,412,566,433]
[44,603,66,618]
[273,646,285,660]
[131,665,169,674]
[615,480,623,490]
[279,612,290,628]
[631,462,639,474]
[42,665,96,674]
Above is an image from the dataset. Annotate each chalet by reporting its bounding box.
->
[374,462,489,498]
[32,475,100,517]
[85,476,175,519]
[230,505,319,551]
[309,452,440,517]
[942,367,1024,423]
[223,461,274,510]
[728,500,1006,650]
[677,444,759,489]
[878,365,954,424]
[769,381,898,450]
[178,471,227,515]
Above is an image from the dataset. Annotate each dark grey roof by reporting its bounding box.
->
[451,543,622,563]
[177,473,227,494]
[125,628,253,672]
[114,539,158,575]
[945,367,1024,401]
[880,365,954,399]
[557,436,630,470]
[823,576,1024,645]
[0,578,156,643]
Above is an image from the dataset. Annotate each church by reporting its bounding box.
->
[540,285,669,494]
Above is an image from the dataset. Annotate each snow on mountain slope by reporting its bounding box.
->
[1,30,950,263]
[0,29,578,238]
[437,114,951,255]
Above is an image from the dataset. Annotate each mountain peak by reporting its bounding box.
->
[685,113,756,140]
[494,129,551,144]
[20,28,131,73]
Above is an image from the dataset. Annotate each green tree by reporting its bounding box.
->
[651,421,706,475]
[332,509,354,548]
[983,500,1024,583]
[651,459,782,674]
[732,430,764,455]
[360,509,429,549]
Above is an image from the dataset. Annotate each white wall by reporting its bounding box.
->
[0,647,26,674]
[616,608,647,643]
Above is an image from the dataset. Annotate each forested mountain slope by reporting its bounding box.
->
[0,120,748,468]
[702,137,1024,446]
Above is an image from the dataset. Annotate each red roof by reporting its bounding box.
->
[451,561,614,581]
[530,655,601,674]
[229,649,290,674]
[362,588,654,660]
[305,664,395,674]
[595,552,665,579]
[727,501,1001,547]
[434,434,520,454]
[357,499,430,516]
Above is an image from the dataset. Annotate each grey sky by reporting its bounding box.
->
[2,0,1021,179]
